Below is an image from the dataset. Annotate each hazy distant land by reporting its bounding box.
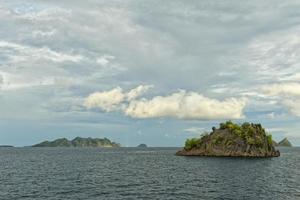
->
[0,135,292,149]
[273,138,293,147]
[32,137,121,148]
[137,144,148,148]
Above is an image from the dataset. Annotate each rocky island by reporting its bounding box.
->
[137,144,148,148]
[176,121,280,157]
[275,138,292,147]
[32,137,121,148]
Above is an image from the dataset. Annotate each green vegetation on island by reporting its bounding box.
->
[177,121,280,157]
[32,137,121,148]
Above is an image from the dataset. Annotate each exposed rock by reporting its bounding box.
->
[32,137,121,147]
[176,121,280,157]
[137,144,147,148]
[277,138,292,147]
[272,140,278,146]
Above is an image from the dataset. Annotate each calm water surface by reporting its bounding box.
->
[0,147,299,200]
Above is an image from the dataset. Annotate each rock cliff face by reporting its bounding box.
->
[272,140,278,146]
[176,121,280,157]
[32,137,121,147]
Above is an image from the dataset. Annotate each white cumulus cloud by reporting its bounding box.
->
[262,82,300,97]
[84,87,125,111]
[84,85,153,111]
[126,85,153,101]
[124,90,247,120]
[84,86,247,120]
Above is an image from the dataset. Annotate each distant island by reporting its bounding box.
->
[0,145,14,147]
[137,144,147,148]
[176,121,280,157]
[32,137,121,148]
[274,138,292,147]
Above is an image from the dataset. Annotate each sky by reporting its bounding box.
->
[0,0,300,147]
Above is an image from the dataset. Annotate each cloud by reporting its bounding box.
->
[14,6,71,21]
[0,74,3,84]
[283,100,300,117]
[265,112,286,120]
[267,128,287,133]
[32,30,57,38]
[84,87,125,112]
[0,41,83,63]
[0,71,55,91]
[184,127,206,134]
[125,90,247,120]
[84,85,153,111]
[126,85,153,101]
[279,73,300,81]
[245,25,300,81]
[2,0,300,144]
[84,86,247,120]
[261,82,300,117]
[262,82,300,97]
[96,55,115,67]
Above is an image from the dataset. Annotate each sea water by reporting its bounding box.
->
[0,147,299,200]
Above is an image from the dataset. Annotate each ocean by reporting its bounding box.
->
[0,147,299,200]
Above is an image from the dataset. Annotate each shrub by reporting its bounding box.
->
[213,135,224,145]
[184,138,199,150]
[220,123,226,129]
[225,139,234,146]
[247,126,255,137]
[220,121,241,131]
[267,134,273,145]
[241,122,250,129]
[233,129,243,138]
[246,137,256,145]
